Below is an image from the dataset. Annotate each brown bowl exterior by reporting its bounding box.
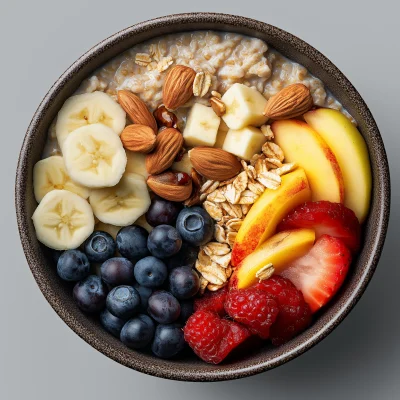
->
[15,13,390,381]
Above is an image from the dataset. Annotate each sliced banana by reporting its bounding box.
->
[63,124,127,188]
[33,155,90,203]
[56,91,126,150]
[125,150,149,179]
[32,190,94,250]
[89,173,151,226]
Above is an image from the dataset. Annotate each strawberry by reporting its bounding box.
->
[280,235,352,312]
[277,201,361,253]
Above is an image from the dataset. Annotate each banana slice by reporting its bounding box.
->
[33,155,90,203]
[63,124,127,188]
[32,190,95,250]
[125,150,149,179]
[89,173,151,226]
[56,91,126,150]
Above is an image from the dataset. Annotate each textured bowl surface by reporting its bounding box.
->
[15,13,390,381]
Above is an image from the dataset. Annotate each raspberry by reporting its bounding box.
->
[194,285,228,316]
[224,288,279,339]
[256,276,312,345]
[184,310,251,364]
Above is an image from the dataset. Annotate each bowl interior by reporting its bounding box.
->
[15,13,390,381]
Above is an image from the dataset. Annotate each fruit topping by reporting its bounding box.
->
[168,266,200,299]
[73,275,108,313]
[278,201,361,253]
[116,225,149,261]
[147,290,181,324]
[100,309,126,338]
[84,231,116,263]
[100,257,135,288]
[145,196,182,227]
[57,249,90,282]
[194,285,228,317]
[166,242,199,271]
[280,235,352,312]
[147,225,182,258]
[151,324,186,359]
[106,285,141,319]
[120,314,156,349]
[134,256,168,288]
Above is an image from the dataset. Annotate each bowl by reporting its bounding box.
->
[15,12,390,381]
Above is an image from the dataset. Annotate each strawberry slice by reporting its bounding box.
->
[277,201,361,253]
[280,235,352,312]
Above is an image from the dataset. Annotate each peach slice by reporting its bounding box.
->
[272,120,344,203]
[304,108,371,222]
[231,168,311,266]
[230,229,315,290]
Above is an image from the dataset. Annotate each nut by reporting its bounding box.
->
[210,97,226,117]
[263,83,313,120]
[145,128,184,175]
[153,105,178,129]
[184,168,203,207]
[163,65,196,110]
[193,71,212,97]
[189,147,242,181]
[120,124,156,153]
[147,171,192,202]
[117,90,158,133]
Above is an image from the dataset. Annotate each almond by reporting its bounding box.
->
[163,65,196,110]
[263,83,313,120]
[189,147,242,181]
[117,90,158,133]
[147,171,192,202]
[145,128,184,175]
[120,124,156,153]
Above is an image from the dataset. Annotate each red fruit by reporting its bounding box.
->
[194,285,228,316]
[184,310,251,364]
[256,276,312,345]
[280,235,352,312]
[225,288,279,339]
[277,201,361,253]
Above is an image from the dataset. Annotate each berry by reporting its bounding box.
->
[176,207,214,246]
[84,231,116,263]
[151,324,186,359]
[147,290,181,324]
[256,276,312,345]
[178,300,194,324]
[134,283,153,312]
[134,256,168,288]
[145,196,182,227]
[116,225,149,261]
[183,310,251,364]
[277,201,361,253]
[147,225,182,259]
[73,275,108,313]
[100,309,125,338]
[168,266,200,299]
[100,257,135,288]
[166,242,199,271]
[194,285,228,317]
[120,314,155,349]
[106,286,140,319]
[225,288,279,339]
[280,235,352,312]
[57,249,90,282]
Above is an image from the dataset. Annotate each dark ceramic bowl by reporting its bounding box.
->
[15,13,390,381]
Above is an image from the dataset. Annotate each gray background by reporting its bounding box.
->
[1,0,398,398]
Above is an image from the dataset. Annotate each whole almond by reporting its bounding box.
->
[120,124,156,153]
[263,83,313,120]
[163,65,196,110]
[189,147,242,181]
[147,171,192,202]
[117,90,158,132]
[145,128,184,175]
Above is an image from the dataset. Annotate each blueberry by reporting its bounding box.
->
[166,242,199,271]
[134,283,153,312]
[73,275,108,313]
[169,267,200,299]
[145,196,182,227]
[84,231,116,263]
[100,309,125,338]
[120,314,155,349]
[100,257,134,288]
[147,225,182,259]
[176,207,214,246]
[151,324,185,359]
[147,290,181,324]
[57,249,90,282]
[178,300,194,324]
[116,225,149,261]
[134,256,168,288]
[106,285,140,319]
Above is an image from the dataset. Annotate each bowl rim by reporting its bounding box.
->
[15,12,390,381]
